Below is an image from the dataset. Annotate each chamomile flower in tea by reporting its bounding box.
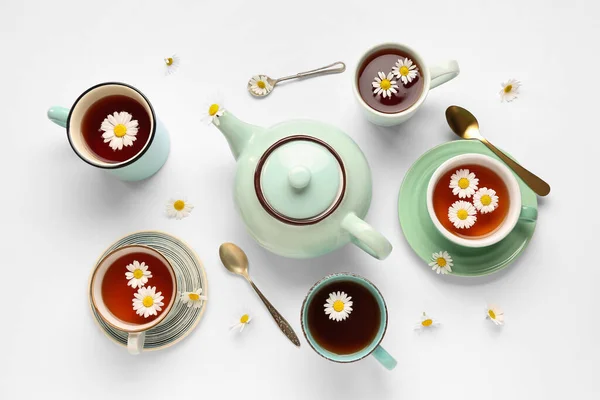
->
[499,79,520,102]
[372,71,399,98]
[414,312,440,331]
[324,291,353,322]
[448,200,477,229]
[100,111,139,151]
[392,57,418,84]
[429,251,453,274]
[125,260,152,289]
[166,197,194,220]
[180,288,207,308]
[473,187,499,214]
[450,169,479,198]
[164,54,181,75]
[231,312,252,333]
[486,304,504,326]
[248,75,273,96]
[132,286,165,318]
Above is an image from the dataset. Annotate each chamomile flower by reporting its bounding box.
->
[372,71,399,98]
[125,260,152,289]
[132,286,164,318]
[473,187,499,214]
[392,57,418,84]
[448,200,477,229]
[324,291,353,322]
[180,288,207,308]
[202,97,226,126]
[449,169,479,198]
[230,312,252,332]
[164,54,181,75]
[414,312,440,330]
[428,251,453,274]
[499,79,521,102]
[166,197,194,220]
[100,111,138,151]
[248,75,273,96]
[486,304,504,326]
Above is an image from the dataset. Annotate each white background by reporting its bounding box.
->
[1,0,598,399]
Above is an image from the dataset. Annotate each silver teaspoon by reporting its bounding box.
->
[247,61,346,97]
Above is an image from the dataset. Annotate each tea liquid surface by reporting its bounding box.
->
[81,95,151,163]
[306,280,381,355]
[101,251,173,324]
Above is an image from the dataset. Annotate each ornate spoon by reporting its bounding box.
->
[219,243,301,347]
[247,61,346,97]
[445,105,551,197]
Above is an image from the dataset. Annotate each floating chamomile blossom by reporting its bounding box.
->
[372,71,399,98]
[100,111,139,151]
[414,312,440,331]
[450,169,479,198]
[180,288,207,308]
[486,304,504,326]
[499,79,520,102]
[202,97,226,126]
[473,187,499,214]
[164,54,181,75]
[448,200,477,229]
[324,291,353,322]
[132,286,164,318]
[125,260,152,289]
[392,57,418,84]
[248,75,273,96]
[231,312,252,333]
[429,251,453,274]
[166,197,194,220]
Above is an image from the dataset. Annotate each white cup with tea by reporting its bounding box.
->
[353,42,460,127]
[426,153,537,248]
[90,245,177,355]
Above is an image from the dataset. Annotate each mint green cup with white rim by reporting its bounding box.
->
[47,82,170,181]
[300,273,397,370]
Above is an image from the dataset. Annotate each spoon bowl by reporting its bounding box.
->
[219,242,250,277]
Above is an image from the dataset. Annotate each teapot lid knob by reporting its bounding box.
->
[288,166,311,190]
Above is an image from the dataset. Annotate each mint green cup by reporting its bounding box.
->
[47,82,170,181]
[300,273,397,370]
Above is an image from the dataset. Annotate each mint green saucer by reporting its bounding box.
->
[398,141,537,277]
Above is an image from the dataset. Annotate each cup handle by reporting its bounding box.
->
[341,213,392,260]
[47,106,70,128]
[127,332,145,355]
[429,60,460,89]
[519,205,538,223]
[371,345,397,370]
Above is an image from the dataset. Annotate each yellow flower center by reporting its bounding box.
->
[457,209,469,220]
[380,79,391,90]
[208,104,220,116]
[488,309,496,319]
[333,300,345,312]
[422,318,433,327]
[458,177,470,189]
[400,66,410,76]
[165,57,174,66]
[480,194,492,206]
[240,314,249,324]
[133,269,144,279]
[113,124,127,138]
[142,296,154,308]
[436,257,447,267]
[504,84,513,93]
[173,200,185,211]
[257,80,266,89]
[188,293,200,301]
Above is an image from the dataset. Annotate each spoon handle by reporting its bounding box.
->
[275,61,346,84]
[480,138,551,196]
[248,279,301,347]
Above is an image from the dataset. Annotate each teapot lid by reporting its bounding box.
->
[254,135,346,225]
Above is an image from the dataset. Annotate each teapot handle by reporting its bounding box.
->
[341,213,392,260]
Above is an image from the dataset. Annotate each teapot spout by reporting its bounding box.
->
[216,111,265,160]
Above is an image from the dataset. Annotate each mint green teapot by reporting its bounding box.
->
[212,103,392,260]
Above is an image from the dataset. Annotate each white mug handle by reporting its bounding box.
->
[429,60,460,89]
[127,332,146,355]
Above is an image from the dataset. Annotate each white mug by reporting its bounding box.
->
[353,43,460,127]
[90,245,177,355]
[426,153,537,248]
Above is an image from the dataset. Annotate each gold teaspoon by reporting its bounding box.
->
[219,243,301,347]
[445,105,551,197]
